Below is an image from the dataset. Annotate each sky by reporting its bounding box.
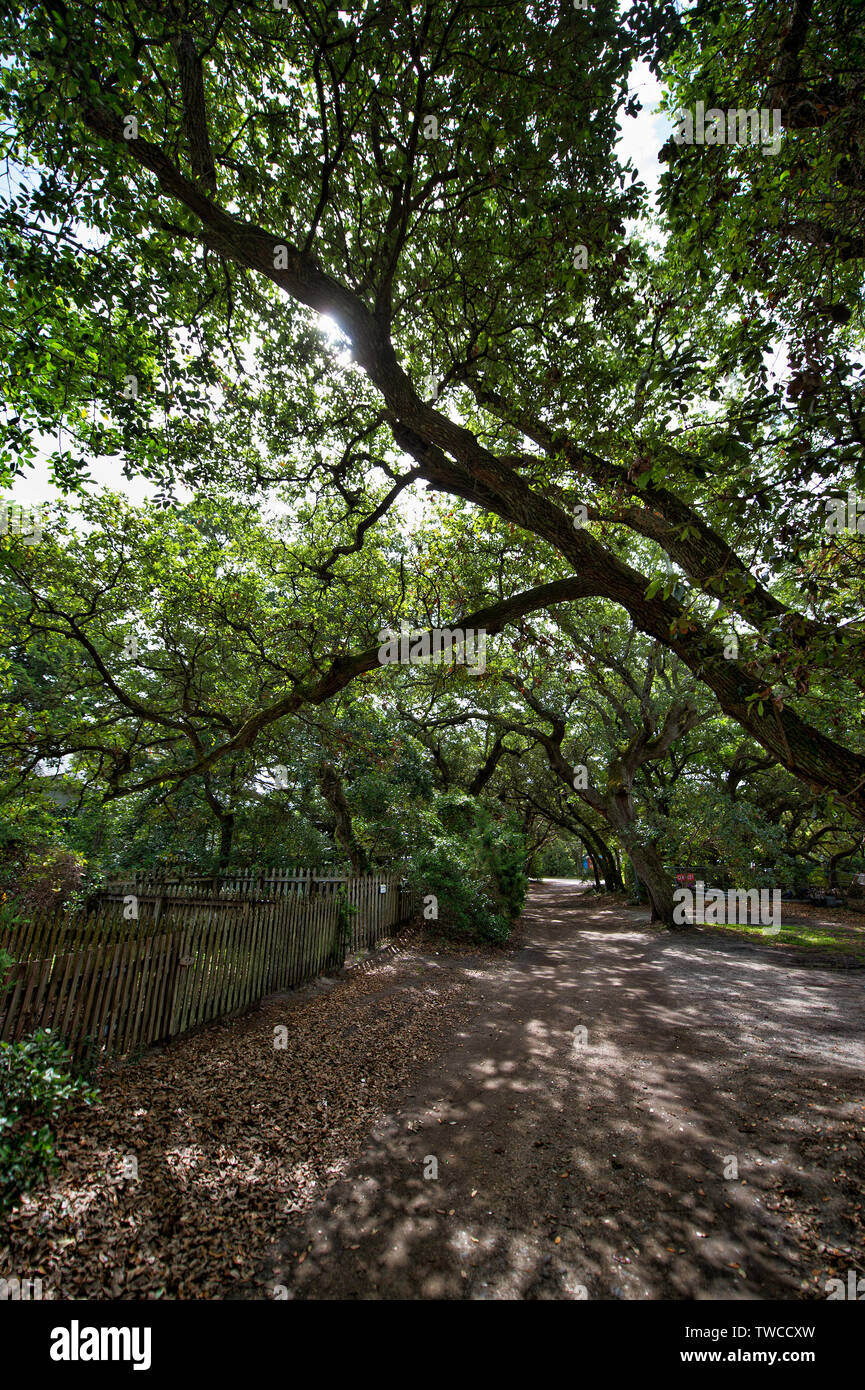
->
[619,59,671,203]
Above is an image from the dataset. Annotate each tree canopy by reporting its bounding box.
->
[1,0,863,926]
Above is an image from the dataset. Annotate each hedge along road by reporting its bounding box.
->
[254,880,864,1301]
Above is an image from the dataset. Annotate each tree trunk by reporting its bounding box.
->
[317,761,369,874]
[217,812,234,873]
[579,825,621,891]
[202,780,235,872]
[829,842,861,887]
[628,842,682,928]
[597,841,623,892]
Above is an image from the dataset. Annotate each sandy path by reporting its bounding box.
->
[5,881,861,1300]
[256,881,864,1300]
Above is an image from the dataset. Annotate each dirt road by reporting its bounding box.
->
[258,881,864,1300]
[5,881,862,1300]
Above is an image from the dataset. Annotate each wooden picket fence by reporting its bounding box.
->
[0,872,418,1063]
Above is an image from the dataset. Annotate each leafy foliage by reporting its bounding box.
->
[0,1027,98,1214]
[0,2,862,929]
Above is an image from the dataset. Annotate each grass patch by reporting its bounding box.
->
[700,910,865,964]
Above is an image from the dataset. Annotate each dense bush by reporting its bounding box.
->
[405,798,529,945]
[409,839,509,945]
[0,839,87,914]
[0,1023,98,1214]
[475,807,529,920]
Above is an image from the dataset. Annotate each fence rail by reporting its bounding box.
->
[101,865,358,901]
[0,872,418,1062]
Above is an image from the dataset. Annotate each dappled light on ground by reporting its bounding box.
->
[3,883,862,1300]
[259,883,864,1300]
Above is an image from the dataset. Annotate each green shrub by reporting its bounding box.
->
[534,842,580,878]
[475,809,529,919]
[0,839,87,914]
[334,887,357,958]
[0,1028,98,1214]
[410,840,510,945]
[405,798,529,945]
